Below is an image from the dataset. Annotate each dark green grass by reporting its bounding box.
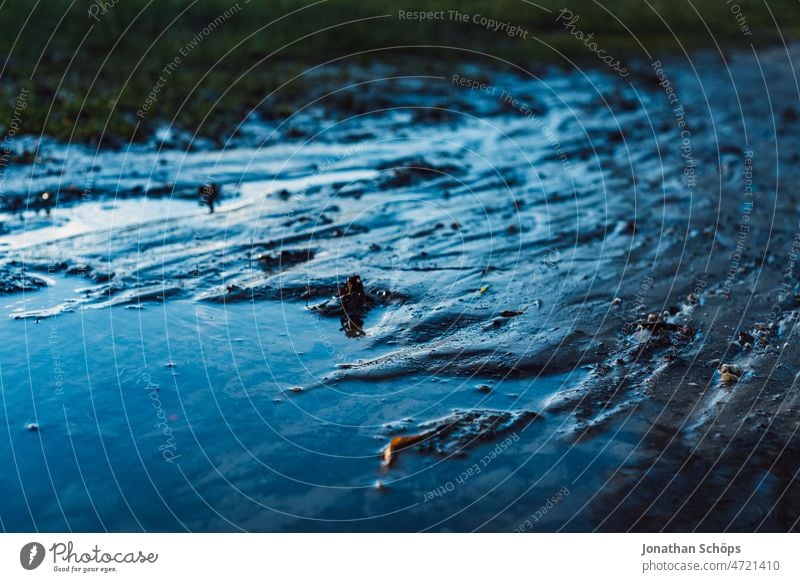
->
[1,0,797,143]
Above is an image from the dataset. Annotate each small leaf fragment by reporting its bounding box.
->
[382,433,430,465]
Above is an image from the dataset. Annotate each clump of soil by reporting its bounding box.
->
[310,275,378,337]
[382,408,541,465]
[0,265,49,295]
[258,249,315,272]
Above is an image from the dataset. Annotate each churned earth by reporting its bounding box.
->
[0,44,799,532]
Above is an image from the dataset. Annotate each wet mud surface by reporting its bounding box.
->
[1,46,800,531]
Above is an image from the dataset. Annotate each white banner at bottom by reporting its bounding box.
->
[0,533,796,581]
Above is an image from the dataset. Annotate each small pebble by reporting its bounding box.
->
[477,384,492,393]
[719,363,742,376]
[720,372,739,384]
[25,423,39,432]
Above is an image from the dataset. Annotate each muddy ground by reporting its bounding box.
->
[0,44,799,532]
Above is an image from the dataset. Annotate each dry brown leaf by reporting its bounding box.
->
[382,433,430,465]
